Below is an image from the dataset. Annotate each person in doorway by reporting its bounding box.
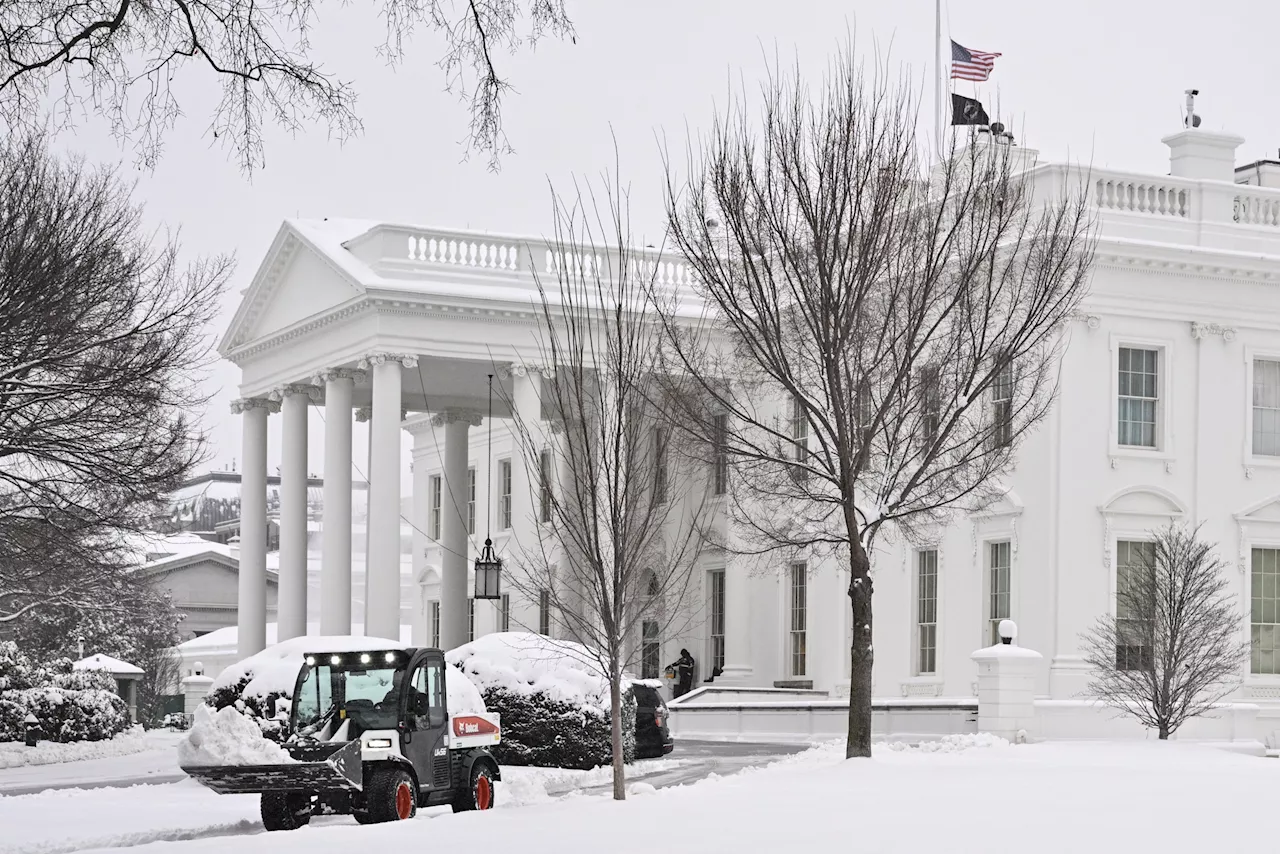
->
[668,649,695,697]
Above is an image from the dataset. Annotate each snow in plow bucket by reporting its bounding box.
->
[179,643,502,829]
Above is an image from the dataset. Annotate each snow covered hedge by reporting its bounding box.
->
[0,642,131,743]
[446,632,637,771]
[207,635,485,739]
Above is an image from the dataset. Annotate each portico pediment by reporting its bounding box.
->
[1235,493,1280,524]
[219,219,377,356]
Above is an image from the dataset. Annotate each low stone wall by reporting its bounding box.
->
[667,695,978,744]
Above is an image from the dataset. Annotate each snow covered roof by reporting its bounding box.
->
[74,654,144,676]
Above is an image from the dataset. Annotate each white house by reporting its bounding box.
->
[219,119,1280,745]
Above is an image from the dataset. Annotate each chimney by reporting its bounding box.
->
[1162,128,1244,182]
[228,534,240,560]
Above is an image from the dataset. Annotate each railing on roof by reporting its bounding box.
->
[366,224,700,291]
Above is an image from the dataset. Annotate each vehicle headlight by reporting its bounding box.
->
[365,738,393,749]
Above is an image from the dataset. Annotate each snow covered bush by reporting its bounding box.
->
[446,632,637,770]
[207,635,485,739]
[0,642,131,742]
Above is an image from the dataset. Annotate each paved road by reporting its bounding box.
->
[0,739,807,797]
[547,740,808,796]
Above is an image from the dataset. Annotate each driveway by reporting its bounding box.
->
[0,738,810,797]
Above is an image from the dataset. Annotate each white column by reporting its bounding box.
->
[406,417,433,646]
[232,397,275,657]
[356,406,373,629]
[319,369,361,635]
[505,365,545,635]
[718,480,754,685]
[435,410,481,650]
[363,353,414,642]
[274,384,315,642]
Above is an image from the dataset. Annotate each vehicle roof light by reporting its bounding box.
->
[330,655,341,665]
[384,652,396,663]
[360,653,371,664]
[305,656,316,666]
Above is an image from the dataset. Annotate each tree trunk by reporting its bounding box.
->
[610,670,626,800]
[846,540,874,758]
[1158,722,1169,740]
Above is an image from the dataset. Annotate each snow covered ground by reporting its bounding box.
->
[3,736,1278,854]
[0,729,170,770]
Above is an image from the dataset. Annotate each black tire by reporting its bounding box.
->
[365,766,417,823]
[260,792,311,832]
[451,761,496,813]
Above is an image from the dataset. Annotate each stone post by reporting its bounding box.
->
[970,619,1042,743]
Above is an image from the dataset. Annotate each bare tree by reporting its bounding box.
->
[0,131,230,625]
[1082,525,1248,740]
[0,1,575,172]
[136,646,183,727]
[650,45,1095,758]
[500,173,711,800]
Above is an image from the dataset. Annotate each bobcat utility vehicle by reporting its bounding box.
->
[181,645,501,831]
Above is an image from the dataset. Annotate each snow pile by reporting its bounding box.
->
[177,706,296,767]
[446,632,615,712]
[0,726,151,769]
[445,666,485,715]
[884,733,1011,753]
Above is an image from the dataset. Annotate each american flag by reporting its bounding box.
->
[951,40,1000,82]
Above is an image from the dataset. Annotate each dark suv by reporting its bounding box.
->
[632,682,674,758]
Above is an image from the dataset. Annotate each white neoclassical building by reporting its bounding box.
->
[221,121,1280,744]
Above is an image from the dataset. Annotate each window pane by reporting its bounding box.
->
[790,562,807,676]
[1253,548,1280,674]
[917,550,938,675]
[1118,348,1159,448]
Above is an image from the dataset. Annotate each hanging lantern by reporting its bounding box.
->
[474,374,502,601]
[474,538,503,600]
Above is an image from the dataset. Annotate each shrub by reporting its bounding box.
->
[447,632,639,770]
[480,685,636,770]
[0,642,132,742]
[0,686,130,742]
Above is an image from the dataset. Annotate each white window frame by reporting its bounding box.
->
[1113,538,1156,671]
[790,395,808,462]
[914,549,939,675]
[1249,542,1280,679]
[707,567,726,673]
[1109,334,1175,460]
[429,474,442,540]
[712,414,728,496]
[538,589,550,636]
[467,467,476,535]
[1243,347,1280,470]
[787,561,808,678]
[498,458,512,530]
[982,539,1013,647]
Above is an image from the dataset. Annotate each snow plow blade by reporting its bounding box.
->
[181,739,363,795]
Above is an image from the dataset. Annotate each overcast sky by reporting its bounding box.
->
[48,0,1280,484]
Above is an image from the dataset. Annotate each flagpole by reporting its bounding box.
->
[934,0,942,157]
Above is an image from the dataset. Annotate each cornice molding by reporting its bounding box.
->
[1190,321,1238,341]
[499,363,556,380]
[268,383,322,403]
[430,409,484,428]
[230,397,280,414]
[357,352,419,370]
[224,300,373,364]
[1069,312,1101,330]
[312,367,368,386]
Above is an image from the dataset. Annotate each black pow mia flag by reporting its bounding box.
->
[951,93,990,126]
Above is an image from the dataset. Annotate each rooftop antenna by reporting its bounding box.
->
[1184,89,1202,128]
